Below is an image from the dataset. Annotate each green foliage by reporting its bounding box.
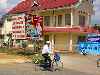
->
[0,48,9,53]
[93,25,100,32]
[0,48,34,56]
[21,41,27,48]
[32,53,44,64]
[16,49,34,56]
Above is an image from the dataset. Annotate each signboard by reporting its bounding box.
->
[25,14,43,40]
[78,42,100,55]
[12,14,43,40]
[87,34,100,42]
[25,14,33,39]
[12,14,26,39]
[78,34,100,55]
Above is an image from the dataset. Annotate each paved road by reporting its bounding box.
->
[61,54,100,75]
[0,63,95,75]
[0,53,100,75]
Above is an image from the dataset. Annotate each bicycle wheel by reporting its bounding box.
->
[51,60,63,71]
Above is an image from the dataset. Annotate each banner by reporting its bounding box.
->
[78,42,100,55]
[87,34,100,42]
[25,14,43,40]
[12,14,26,39]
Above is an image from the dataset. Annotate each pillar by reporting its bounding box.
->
[62,14,65,26]
[51,34,54,53]
[69,33,73,52]
[86,14,90,25]
[89,15,91,25]
[71,9,74,28]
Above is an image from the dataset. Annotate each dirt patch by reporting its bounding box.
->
[0,53,32,64]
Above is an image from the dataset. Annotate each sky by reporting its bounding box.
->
[0,0,99,25]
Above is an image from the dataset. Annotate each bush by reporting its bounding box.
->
[32,53,44,64]
[0,48,14,53]
[17,49,34,56]
[0,48,34,55]
[0,48,7,53]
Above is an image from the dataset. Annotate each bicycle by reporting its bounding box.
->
[51,52,63,71]
[32,52,63,71]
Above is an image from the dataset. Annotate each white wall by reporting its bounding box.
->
[2,18,12,43]
[2,18,12,35]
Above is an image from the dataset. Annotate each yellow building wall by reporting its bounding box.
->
[48,33,78,52]
[48,33,69,51]
[72,34,78,52]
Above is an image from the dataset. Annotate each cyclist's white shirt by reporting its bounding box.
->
[42,44,51,54]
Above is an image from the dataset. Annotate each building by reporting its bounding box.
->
[1,15,13,45]
[3,0,97,53]
[0,17,5,46]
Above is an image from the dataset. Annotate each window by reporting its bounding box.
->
[44,16,50,26]
[79,15,85,26]
[58,15,62,26]
[65,14,71,25]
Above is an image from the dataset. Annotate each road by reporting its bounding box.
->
[0,53,100,75]
[0,63,94,75]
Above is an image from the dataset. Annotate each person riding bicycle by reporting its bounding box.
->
[42,41,52,70]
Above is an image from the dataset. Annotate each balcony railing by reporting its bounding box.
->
[43,25,100,34]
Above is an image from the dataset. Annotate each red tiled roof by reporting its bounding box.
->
[9,0,79,14]
[9,0,33,14]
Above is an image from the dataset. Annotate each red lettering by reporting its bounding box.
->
[21,21,23,24]
[18,17,23,20]
[12,27,15,29]
[13,22,15,25]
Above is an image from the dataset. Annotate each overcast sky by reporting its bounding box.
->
[0,0,99,25]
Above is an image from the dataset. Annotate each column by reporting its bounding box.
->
[69,33,73,52]
[62,14,65,26]
[86,15,89,25]
[54,15,57,26]
[71,9,74,28]
[51,34,54,53]
[89,15,91,25]
[50,16,54,26]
